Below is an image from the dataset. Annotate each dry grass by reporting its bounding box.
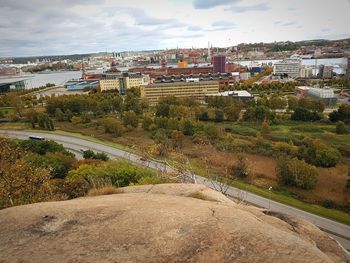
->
[187,191,216,202]
[87,186,124,197]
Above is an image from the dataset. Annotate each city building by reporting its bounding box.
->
[295,86,336,105]
[273,59,301,78]
[239,72,251,81]
[99,73,149,94]
[213,55,226,73]
[205,90,253,103]
[318,65,333,79]
[140,81,219,105]
[128,66,213,78]
[0,78,28,93]
[64,80,99,91]
[299,67,313,78]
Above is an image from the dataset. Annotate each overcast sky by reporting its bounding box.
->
[0,0,349,57]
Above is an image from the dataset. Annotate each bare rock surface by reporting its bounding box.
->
[0,183,349,263]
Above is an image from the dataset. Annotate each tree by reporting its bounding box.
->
[182,119,194,136]
[276,156,318,189]
[102,117,123,137]
[214,109,224,122]
[224,105,241,121]
[329,105,350,123]
[24,109,39,128]
[19,139,72,156]
[230,154,249,178]
[123,111,139,128]
[336,121,347,134]
[261,120,271,135]
[198,111,209,121]
[55,108,65,121]
[297,139,341,168]
[142,117,153,131]
[287,95,298,111]
[291,107,321,121]
[171,130,184,149]
[155,103,170,118]
[0,138,52,208]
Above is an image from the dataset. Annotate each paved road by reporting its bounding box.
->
[1,129,349,250]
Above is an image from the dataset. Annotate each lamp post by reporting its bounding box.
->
[268,186,272,211]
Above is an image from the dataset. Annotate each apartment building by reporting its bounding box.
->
[273,59,301,78]
[100,73,149,94]
[140,81,219,105]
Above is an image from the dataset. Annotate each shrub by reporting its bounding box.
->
[102,117,123,137]
[50,178,90,199]
[68,160,156,188]
[297,139,341,168]
[230,154,249,178]
[273,141,298,157]
[142,117,153,131]
[88,186,123,196]
[83,150,109,161]
[276,157,318,189]
[291,107,321,121]
[214,109,224,122]
[261,120,271,135]
[336,121,347,134]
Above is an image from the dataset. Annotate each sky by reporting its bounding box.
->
[0,0,349,57]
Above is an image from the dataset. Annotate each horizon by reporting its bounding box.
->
[0,0,350,57]
[2,37,350,59]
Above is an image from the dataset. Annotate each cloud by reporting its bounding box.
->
[212,20,235,27]
[225,2,270,13]
[281,22,297,26]
[192,0,240,9]
[187,25,202,31]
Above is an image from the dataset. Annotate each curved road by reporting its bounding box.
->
[1,129,349,250]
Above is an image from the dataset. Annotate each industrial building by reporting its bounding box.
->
[99,73,149,94]
[64,80,99,91]
[213,55,226,73]
[0,77,28,93]
[205,90,253,103]
[128,66,213,78]
[273,59,301,78]
[140,81,219,105]
[295,86,337,105]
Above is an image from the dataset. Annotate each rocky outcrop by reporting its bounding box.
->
[0,184,349,263]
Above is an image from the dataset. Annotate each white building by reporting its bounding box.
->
[299,67,313,78]
[273,59,301,78]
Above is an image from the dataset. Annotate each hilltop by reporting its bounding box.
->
[0,184,349,263]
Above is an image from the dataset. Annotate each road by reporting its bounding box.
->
[1,129,349,250]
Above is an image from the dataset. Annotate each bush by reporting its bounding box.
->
[19,139,73,156]
[276,157,318,189]
[88,186,123,196]
[297,139,341,168]
[230,154,249,178]
[291,107,321,121]
[102,117,123,137]
[68,160,156,188]
[336,121,347,134]
[83,150,109,161]
[214,109,224,122]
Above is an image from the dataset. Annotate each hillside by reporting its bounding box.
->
[0,184,349,263]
